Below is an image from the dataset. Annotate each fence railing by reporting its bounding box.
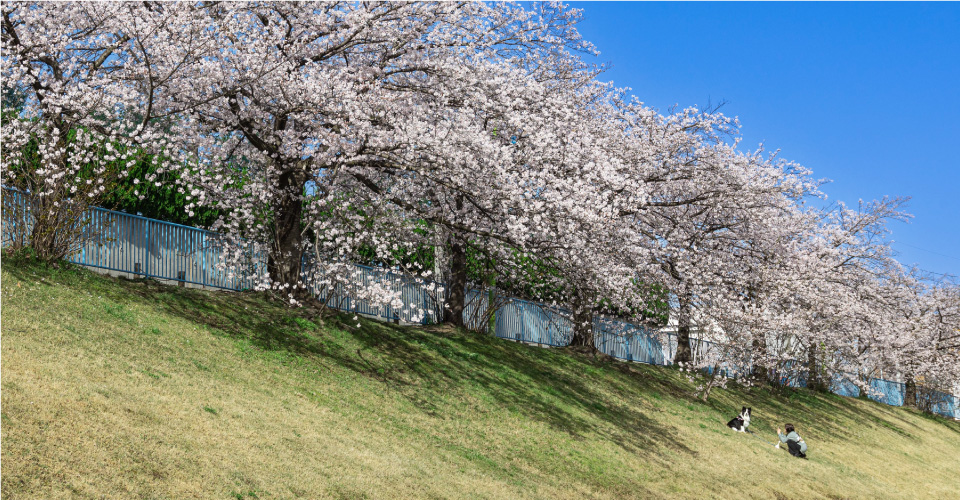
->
[3,188,265,290]
[2,187,957,419]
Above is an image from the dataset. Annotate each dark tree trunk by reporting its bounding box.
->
[569,293,594,347]
[267,168,307,294]
[746,285,770,383]
[444,238,467,327]
[673,292,693,365]
[751,335,770,383]
[806,339,826,391]
[701,363,723,402]
[903,375,918,409]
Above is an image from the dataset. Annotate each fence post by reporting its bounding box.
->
[548,308,553,346]
[144,219,150,277]
[421,288,428,325]
[519,302,524,341]
[201,232,206,288]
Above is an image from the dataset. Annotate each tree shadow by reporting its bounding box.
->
[343,319,700,462]
[699,377,960,445]
[90,272,700,465]
[9,258,958,485]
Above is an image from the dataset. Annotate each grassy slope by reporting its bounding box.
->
[2,259,959,500]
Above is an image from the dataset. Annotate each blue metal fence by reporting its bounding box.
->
[930,390,959,417]
[3,188,264,290]
[308,261,445,325]
[830,376,862,398]
[74,207,267,291]
[2,188,957,419]
[494,297,572,347]
[595,315,666,365]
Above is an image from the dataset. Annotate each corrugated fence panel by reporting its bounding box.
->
[930,392,958,419]
[463,289,490,332]
[831,376,861,398]
[495,300,524,341]
[520,301,568,346]
[869,378,905,407]
[594,316,665,365]
[492,298,570,346]
[2,188,30,247]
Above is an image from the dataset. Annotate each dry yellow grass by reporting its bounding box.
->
[3,257,959,499]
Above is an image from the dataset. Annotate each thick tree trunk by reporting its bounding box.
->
[673,292,693,365]
[806,339,826,391]
[444,238,467,327]
[751,335,770,383]
[569,293,594,347]
[267,169,307,294]
[903,375,918,409]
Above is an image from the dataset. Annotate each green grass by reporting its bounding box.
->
[3,256,959,499]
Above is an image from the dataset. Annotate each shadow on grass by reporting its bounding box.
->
[3,258,694,469]
[698,375,960,447]
[6,256,958,478]
[343,317,699,462]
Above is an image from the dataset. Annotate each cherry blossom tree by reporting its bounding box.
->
[4,2,955,409]
[132,2,604,314]
[861,268,960,408]
[1,1,204,260]
[620,117,819,365]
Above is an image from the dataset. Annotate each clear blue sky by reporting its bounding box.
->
[568,1,960,277]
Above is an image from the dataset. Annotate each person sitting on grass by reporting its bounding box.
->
[777,423,807,458]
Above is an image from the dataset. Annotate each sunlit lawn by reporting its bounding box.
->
[3,257,959,499]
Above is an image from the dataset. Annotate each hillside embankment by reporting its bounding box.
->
[3,257,959,499]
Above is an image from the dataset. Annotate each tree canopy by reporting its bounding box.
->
[3,1,957,404]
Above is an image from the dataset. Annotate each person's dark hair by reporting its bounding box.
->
[785,423,795,434]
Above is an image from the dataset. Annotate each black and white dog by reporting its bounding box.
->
[727,406,751,432]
